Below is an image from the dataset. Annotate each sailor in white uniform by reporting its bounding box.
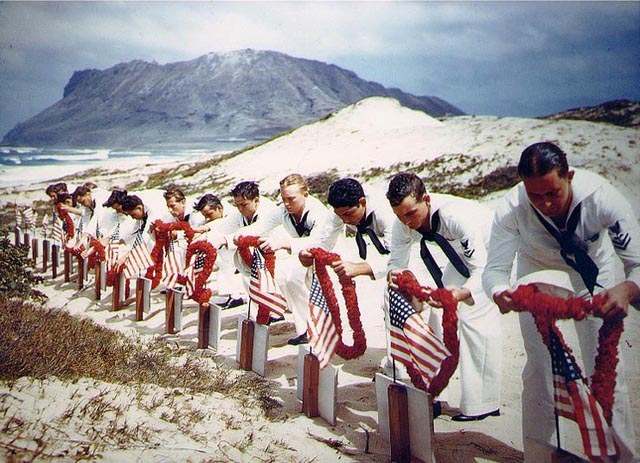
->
[300,178,394,367]
[199,182,279,307]
[386,171,502,421]
[483,142,639,463]
[235,174,329,345]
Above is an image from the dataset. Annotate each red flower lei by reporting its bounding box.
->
[175,240,217,305]
[90,239,106,263]
[510,284,622,424]
[56,203,74,240]
[147,220,196,288]
[236,236,278,324]
[308,248,367,360]
[86,238,106,270]
[394,270,459,398]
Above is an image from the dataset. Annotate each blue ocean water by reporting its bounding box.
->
[0,144,247,188]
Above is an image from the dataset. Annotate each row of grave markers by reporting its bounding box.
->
[15,224,440,463]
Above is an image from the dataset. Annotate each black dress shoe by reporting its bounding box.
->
[451,409,500,422]
[225,297,244,309]
[287,333,308,345]
[432,401,442,419]
[266,316,285,325]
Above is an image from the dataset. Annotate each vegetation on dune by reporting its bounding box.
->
[0,228,46,303]
[0,298,279,415]
[358,154,520,199]
[141,148,247,194]
[306,169,340,201]
[0,230,279,417]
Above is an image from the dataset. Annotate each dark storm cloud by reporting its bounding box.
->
[0,1,638,137]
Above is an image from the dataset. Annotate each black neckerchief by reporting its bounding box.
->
[418,209,470,288]
[355,211,389,259]
[531,203,600,295]
[289,210,311,237]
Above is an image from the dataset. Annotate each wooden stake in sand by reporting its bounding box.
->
[23,231,31,256]
[198,302,211,349]
[63,248,72,283]
[94,261,105,301]
[164,288,183,334]
[77,255,85,290]
[31,236,38,263]
[198,302,222,350]
[239,317,255,371]
[296,345,338,426]
[375,372,435,463]
[135,277,151,321]
[42,239,50,272]
[302,352,320,418]
[51,244,59,278]
[388,383,411,463]
[111,270,122,311]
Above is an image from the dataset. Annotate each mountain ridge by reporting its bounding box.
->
[540,99,640,127]
[2,49,463,149]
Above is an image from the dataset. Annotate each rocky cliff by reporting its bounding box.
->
[2,49,463,148]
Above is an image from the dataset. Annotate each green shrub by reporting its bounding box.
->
[0,227,46,303]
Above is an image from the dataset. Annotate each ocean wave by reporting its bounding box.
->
[0,149,110,166]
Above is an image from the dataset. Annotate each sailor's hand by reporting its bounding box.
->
[387,270,403,291]
[332,260,370,278]
[493,289,516,314]
[258,236,289,253]
[298,249,314,267]
[596,281,640,319]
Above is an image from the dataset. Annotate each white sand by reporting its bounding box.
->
[1,96,639,462]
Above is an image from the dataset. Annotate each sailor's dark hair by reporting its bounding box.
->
[386,172,426,207]
[327,178,364,208]
[518,142,569,178]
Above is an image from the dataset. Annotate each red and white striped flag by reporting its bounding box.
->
[388,288,450,386]
[161,241,183,289]
[123,242,153,279]
[105,241,121,271]
[184,252,206,297]
[22,207,36,230]
[51,214,65,245]
[14,206,23,229]
[249,249,286,319]
[307,273,339,369]
[550,328,619,461]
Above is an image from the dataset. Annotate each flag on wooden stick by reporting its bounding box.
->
[388,288,450,386]
[248,249,286,319]
[549,328,619,461]
[307,273,339,369]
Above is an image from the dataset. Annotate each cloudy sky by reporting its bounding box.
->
[1,1,639,137]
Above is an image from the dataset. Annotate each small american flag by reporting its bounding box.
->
[550,328,619,461]
[22,207,36,230]
[388,288,450,386]
[249,249,286,319]
[307,273,339,369]
[14,206,23,229]
[50,214,65,245]
[111,222,121,241]
[123,241,153,279]
[104,223,121,270]
[161,240,183,289]
[105,241,120,271]
[184,252,206,297]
